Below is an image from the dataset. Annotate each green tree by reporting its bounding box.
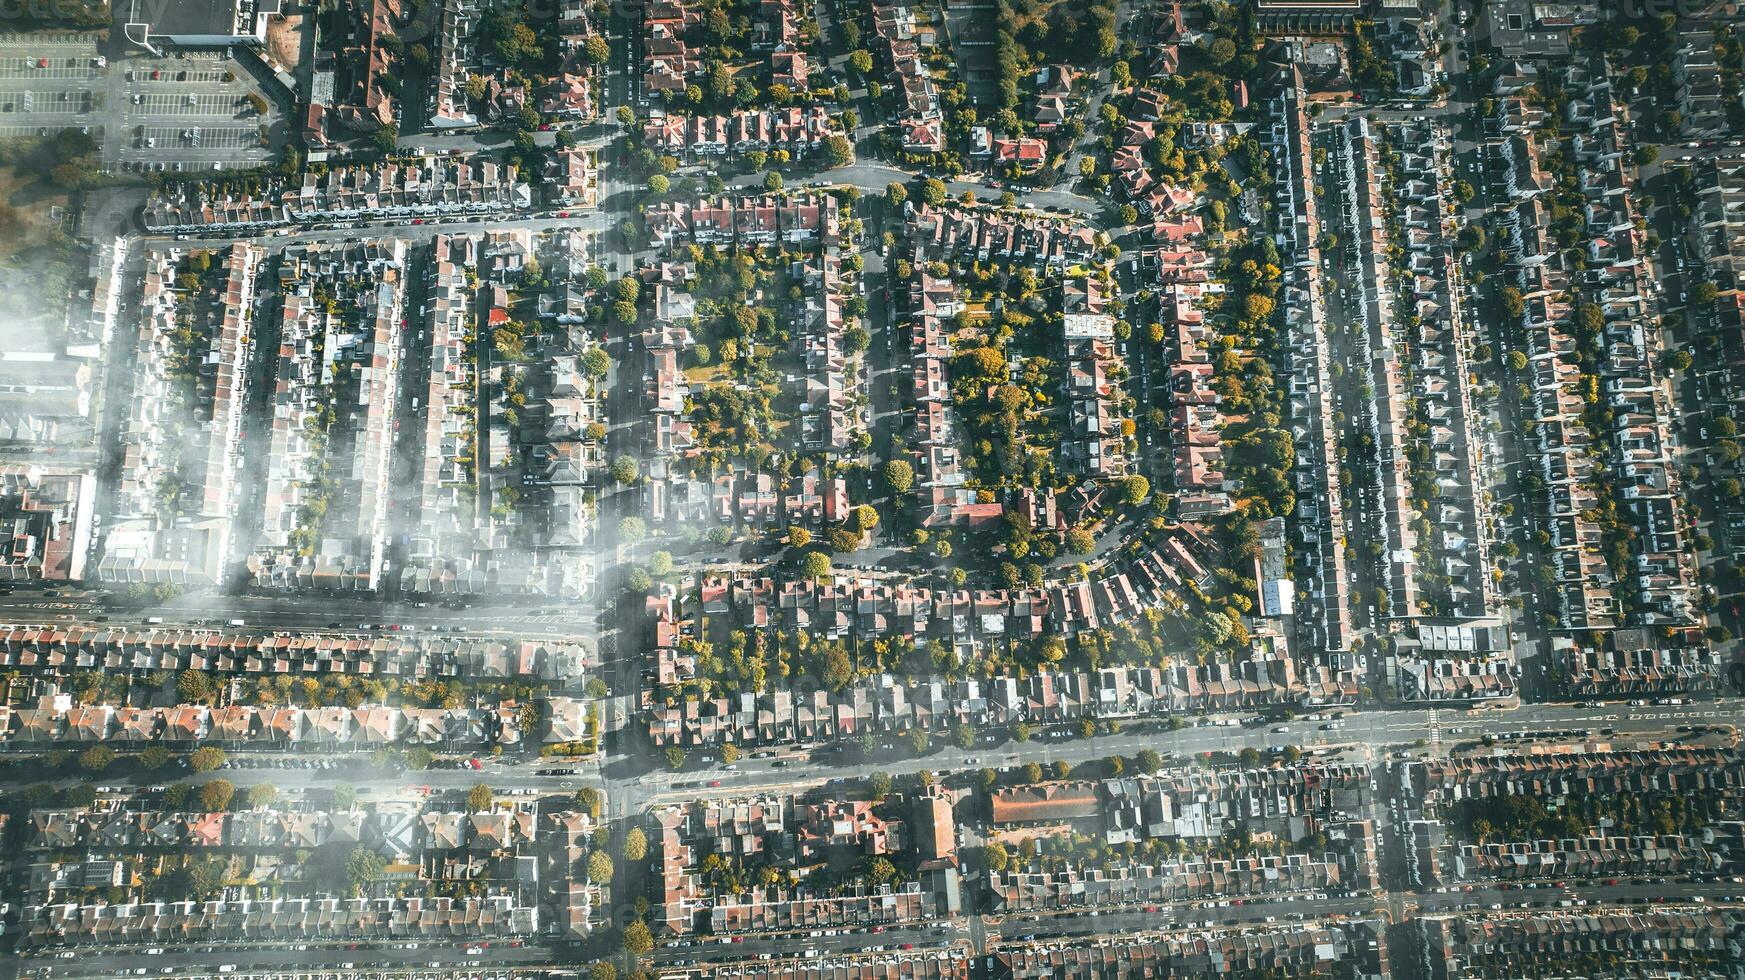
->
[140,745,174,770]
[882,459,915,494]
[869,771,893,799]
[345,845,386,893]
[623,920,654,956]
[799,551,832,579]
[623,826,648,862]
[199,779,235,811]
[982,842,1010,872]
[189,746,228,773]
[610,454,640,484]
[247,783,279,807]
[78,745,116,773]
[588,850,615,883]
[1208,38,1237,65]
[665,746,686,770]
[177,670,212,703]
[823,134,854,168]
[466,783,494,812]
[920,178,948,206]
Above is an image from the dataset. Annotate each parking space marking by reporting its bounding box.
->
[131,91,243,114]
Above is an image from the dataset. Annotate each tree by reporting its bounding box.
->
[647,173,670,196]
[721,743,741,764]
[623,920,654,956]
[199,779,235,811]
[346,845,386,893]
[78,745,116,773]
[764,171,784,192]
[590,963,617,980]
[649,551,674,577]
[177,670,212,703]
[799,551,832,579]
[371,123,399,153]
[1120,475,1150,506]
[665,746,686,770]
[848,49,873,75]
[619,516,647,543]
[140,745,173,770]
[920,178,948,207]
[1136,748,1163,773]
[466,783,494,812]
[584,35,610,65]
[612,300,639,325]
[189,746,227,773]
[588,850,615,883]
[1693,281,1719,305]
[869,771,893,799]
[823,134,854,168]
[1064,528,1095,554]
[582,347,612,380]
[1208,37,1237,66]
[886,182,907,206]
[623,827,648,862]
[1505,349,1529,371]
[610,454,640,485]
[867,856,896,885]
[882,459,915,494]
[953,722,975,750]
[982,842,1010,873]
[789,527,812,549]
[625,568,653,593]
[1239,747,1261,767]
[576,787,603,819]
[1118,204,1138,226]
[247,783,279,807]
[245,92,268,115]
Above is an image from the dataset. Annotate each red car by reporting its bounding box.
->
[555,211,570,218]
[538,123,553,131]
[900,943,913,951]
[411,218,424,225]
[36,57,48,68]
[708,779,722,787]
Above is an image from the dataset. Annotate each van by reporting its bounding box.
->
[145,616,164,624]
[228,619,245,627]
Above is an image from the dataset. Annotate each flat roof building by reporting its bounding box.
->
[124,0,280,54]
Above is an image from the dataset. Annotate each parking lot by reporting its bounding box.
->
[0,35,285,172]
